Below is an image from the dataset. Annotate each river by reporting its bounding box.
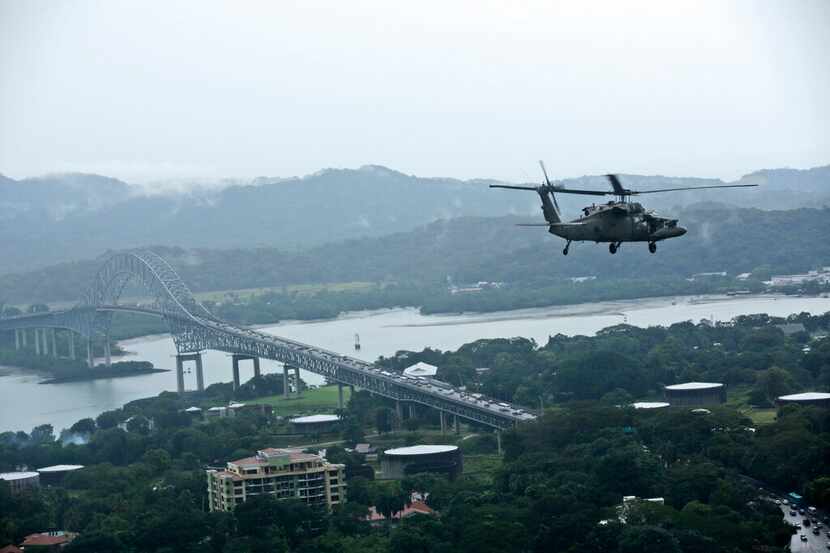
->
[1,293,829,433]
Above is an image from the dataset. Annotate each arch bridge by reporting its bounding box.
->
[0,251,536,431]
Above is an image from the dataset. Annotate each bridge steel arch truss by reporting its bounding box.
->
[0,250,535,430]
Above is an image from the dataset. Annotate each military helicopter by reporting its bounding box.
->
[491,162,758,255]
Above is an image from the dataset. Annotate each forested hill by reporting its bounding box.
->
[1,164,828,274]
[1,205,829,304]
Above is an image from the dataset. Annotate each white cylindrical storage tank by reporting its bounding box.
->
[381,445,462,480]
[0,471,40,495]
[777,392,830,408]
[664,382,725,406]
[290,414,341,434]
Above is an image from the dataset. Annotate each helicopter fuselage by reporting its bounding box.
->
[548,201,686,243]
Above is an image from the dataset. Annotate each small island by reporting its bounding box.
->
[39,361,168,384]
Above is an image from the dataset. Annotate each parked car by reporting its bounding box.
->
[800,534,807,542]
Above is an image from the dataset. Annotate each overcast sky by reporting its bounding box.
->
[1,0,828,184]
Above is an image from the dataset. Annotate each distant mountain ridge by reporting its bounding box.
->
[1,204,828,305]
[0,164,827,274]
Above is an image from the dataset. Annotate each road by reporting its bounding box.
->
[779,503,829,553]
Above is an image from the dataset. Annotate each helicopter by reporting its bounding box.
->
[491,162,758,255]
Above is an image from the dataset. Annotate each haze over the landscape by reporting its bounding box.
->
[1,0,829,185]
[3,3,830,553]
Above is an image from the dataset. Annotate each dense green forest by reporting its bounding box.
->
[3,164,828,274]
[378,311,830,410]
[1,386,827,552]
[1,205,829,307]
[1,311,829,552]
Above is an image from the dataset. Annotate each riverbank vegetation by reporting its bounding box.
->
[377,311,830,411]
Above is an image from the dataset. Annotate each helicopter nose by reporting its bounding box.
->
[673,226,687,237]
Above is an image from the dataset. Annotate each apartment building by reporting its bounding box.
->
[207,448,345,512]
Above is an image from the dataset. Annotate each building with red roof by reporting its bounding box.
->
[19,530,76,551]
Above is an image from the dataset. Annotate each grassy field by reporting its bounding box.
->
[726,385,778,426]
[243,384,352,417]
[195,281,378,302]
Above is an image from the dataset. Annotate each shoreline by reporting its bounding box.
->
[39,367,170,385]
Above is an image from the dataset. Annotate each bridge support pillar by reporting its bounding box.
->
[34,329,41,355]
[176,356,185,394]
[104,335,111,367]
[86,338,94,368]
[231,355,260,390]
[195,356,204,392]
[232,358,240,390]
[496,431,502,455]
[50,329,57,358]
[454,415,460,434]
[395,400,403,426]
[294,365,301,396]
[337,383,345,409]
[14,329,20,350]
[408,403,415,419]
[175,353,203,394]
[68,332,75,360]
[283,364,290,398]
[21,328,27,347]
[439,411,446,434]
[41,329,49,356]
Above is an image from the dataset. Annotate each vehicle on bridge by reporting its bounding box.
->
[0,250,536,432]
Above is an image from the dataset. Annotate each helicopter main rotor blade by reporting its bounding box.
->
[491,184,609,195]
[606,174,627,195]
[489,184,539,191]
[539,160,552,186]
[632,184,760,194]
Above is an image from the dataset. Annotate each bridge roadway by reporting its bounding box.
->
[0,250,537,430]
[1,304,536,430]
[190,313,537,429]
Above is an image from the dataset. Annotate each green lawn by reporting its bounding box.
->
[726,385,777,426]
[244,384,352,417]
[194,281,378,302]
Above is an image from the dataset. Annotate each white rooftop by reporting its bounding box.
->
[384,445,458,456]
[185,406,203,412]
[290,414,341,424]
[778,392,830,401]
[36,464,84,473]
[665,382,723,391]
[0,472,39,481]
[631,402,671,409]
[403,362,438,378]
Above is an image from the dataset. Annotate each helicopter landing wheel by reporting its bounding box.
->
[609,243,618,254]
[563,241,571,256]
[648,242,657,254]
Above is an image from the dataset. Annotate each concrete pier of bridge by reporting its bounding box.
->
[231,354,261,390]
[282,364,301,397]
[176,353,204,393]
